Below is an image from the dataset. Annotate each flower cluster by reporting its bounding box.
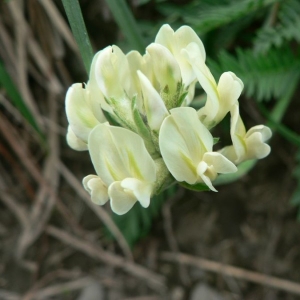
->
[65,24,272,215]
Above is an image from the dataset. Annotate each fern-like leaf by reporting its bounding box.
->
[208,46,300,101]
[158,0,282,34]
[254,0,300,53]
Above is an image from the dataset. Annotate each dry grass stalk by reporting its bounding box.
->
[46,225,167,292]
[161,252,300,296]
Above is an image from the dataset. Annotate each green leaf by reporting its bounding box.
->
[0,60,43,139]
[158,0,281,34]
[61,0,94,74]
[104,0,145,53]
[208,46,300,101]
[254,0,300,54]
[179,181,210,192]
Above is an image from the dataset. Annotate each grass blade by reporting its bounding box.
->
[61,0,94,74]
[0,60,42,138]
[104,0,145,53]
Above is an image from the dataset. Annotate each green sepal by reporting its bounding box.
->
[177,91,188,107]
[213,137,220,145]
[179,181,210,192]
[106,96,136,132]
[101,109,121,127]
[131,96,157,155]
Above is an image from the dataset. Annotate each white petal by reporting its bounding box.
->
[65,83,100,142]
[245,125,272,141]
[126,50,145,101]
[109,181,137,215]
[169,107,213,152]
[146,43,181,95]
[245,130,271,160]
[202,152,238,174]
[218,145,238,163]
[175,26,206,61]
[88,51,114,114]
[83,175,109,205]
[88,124,156,185]
[66,126,88,151]
[215,72,244,124]
[155,24,205,86]
[95,46,129,99]
[230,104,247,161]
[159,115,197,184]
[137,70,169,130]
[155,24,175,50]
[121,178,152,208]
[159,107,214,184]
[196,161,217,192]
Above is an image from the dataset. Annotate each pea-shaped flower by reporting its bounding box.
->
[83,124,157,215]
[159,107,237,192]
[220,104,272,164]
[155,24,205,87]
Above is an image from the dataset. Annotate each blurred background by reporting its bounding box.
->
[0,0,300,299]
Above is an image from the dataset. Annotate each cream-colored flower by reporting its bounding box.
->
[65,83,106,148]
[155,24,205,87]
[220,104,272,164]
[159,107,237,191]
[197,72,244,128]
[83,124,156,215]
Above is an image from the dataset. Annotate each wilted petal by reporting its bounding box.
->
[65,83,100,143]
[66,126,88,151]
[137,70,169,130]
[83,175,109,205]
[88,124,156,186]
[109,181,137,215]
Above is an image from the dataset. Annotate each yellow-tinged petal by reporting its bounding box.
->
[159,107,214,184]
[88,124,156,186]
[146,43,181,95]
